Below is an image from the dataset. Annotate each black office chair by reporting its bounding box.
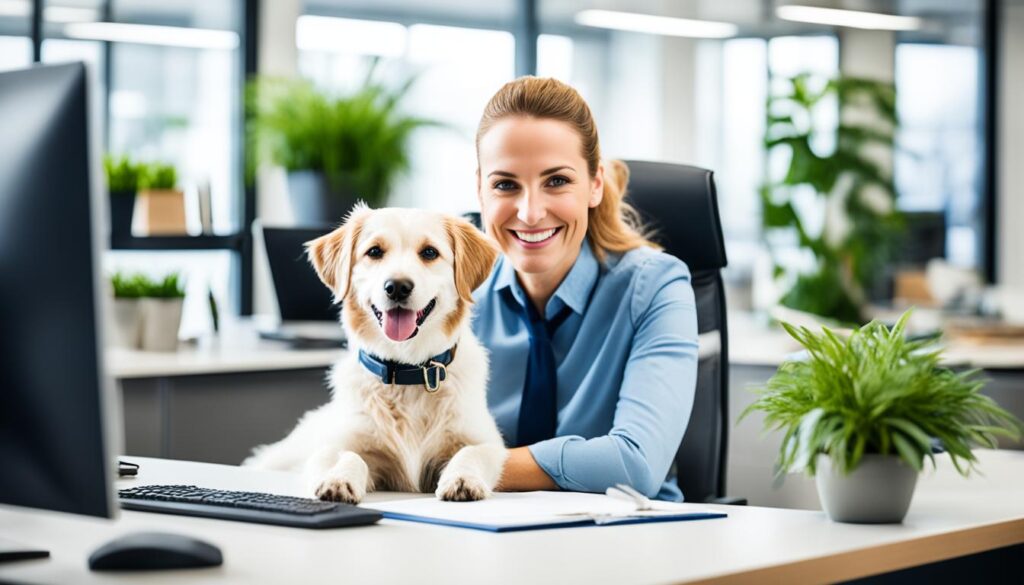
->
[623,160,745,505]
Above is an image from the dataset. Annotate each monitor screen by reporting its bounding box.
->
[0,63,114,518]
[263,226,341,322]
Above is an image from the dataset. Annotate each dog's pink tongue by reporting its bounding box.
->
[384,308,417,341]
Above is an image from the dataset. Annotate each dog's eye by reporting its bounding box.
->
[420,247,439,261]
[366,246,384,259]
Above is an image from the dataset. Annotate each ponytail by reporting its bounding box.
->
[587,159,661,263]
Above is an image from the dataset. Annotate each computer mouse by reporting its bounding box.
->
[88,531,223,571]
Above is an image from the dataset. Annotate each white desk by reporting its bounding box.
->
[2,450,1022,584]
[107,323,721,379]
[108,319,343,379]
[729,310,1024,370]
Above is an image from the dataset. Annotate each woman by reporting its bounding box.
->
[471,77,699,501]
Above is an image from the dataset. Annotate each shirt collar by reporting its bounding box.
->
[494,238,600,319]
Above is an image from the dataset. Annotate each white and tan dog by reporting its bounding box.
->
[244,204,508,503]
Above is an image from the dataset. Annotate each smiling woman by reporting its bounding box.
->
[471,76,701,501]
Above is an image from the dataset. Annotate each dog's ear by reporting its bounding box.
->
[446,216,499,303]
[305,203,371,302]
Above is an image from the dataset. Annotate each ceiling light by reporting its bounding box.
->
[64,22,239,50]
[575,9,738,39]
[777,5,922,31]
[296,15,407,57]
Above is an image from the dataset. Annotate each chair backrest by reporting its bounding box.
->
[622,160,730,503]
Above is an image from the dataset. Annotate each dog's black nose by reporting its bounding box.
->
[384,278,414,302]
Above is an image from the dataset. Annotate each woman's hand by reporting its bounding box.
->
[495,447,558,492]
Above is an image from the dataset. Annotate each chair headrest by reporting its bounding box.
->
[622,160,728,272]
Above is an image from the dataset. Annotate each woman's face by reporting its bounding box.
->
[476,116,603,282]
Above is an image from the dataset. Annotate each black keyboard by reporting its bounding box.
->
[118,484,382,529]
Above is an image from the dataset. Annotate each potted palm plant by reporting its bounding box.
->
[247,67,435,225]
[103,155,143,238]
[743,310,1023,523]
[135,162,187,235]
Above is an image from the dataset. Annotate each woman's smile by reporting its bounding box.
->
[509,226,564,248]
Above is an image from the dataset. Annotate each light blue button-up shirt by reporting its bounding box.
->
[471,238,699,501]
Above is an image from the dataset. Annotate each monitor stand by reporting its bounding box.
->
[0,536,49,562]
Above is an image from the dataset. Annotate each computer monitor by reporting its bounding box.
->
[897,211,947,266]
[257,224,345,347]
[263,225,340,322]
[0,63,118,558]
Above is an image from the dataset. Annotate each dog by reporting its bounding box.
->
[243,204,508,503]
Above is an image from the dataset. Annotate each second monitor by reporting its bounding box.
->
[259,225,345,347]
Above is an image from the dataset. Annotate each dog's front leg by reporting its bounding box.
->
[435,443,508,502]
[304,446,371,505]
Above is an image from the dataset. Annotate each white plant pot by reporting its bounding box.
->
[816,454,918,524]
[140,297,184,352]
[110,298,143,349]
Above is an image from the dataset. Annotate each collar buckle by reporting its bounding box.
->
[422,361,446,393]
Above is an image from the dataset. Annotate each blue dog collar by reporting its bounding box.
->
[357,347,456,393]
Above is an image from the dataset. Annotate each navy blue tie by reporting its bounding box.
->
[515,300,571,447]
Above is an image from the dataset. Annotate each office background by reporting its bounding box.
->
[2,0,1021,334]
[3,0,1023,510]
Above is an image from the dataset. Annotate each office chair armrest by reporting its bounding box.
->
[707,496,747,506]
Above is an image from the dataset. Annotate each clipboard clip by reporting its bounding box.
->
[605,483,653,511]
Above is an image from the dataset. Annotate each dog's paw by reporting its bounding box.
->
[314,477,364,505]
[435,474,490,502]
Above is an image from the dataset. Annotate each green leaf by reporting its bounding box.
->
[891,432,923,472]
[762,72,902,324]
[740,308,1024,477]
[246,71,438,206]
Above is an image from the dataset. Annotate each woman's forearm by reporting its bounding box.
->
[496,447,558,492]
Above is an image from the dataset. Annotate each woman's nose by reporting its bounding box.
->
[516,189,546,225]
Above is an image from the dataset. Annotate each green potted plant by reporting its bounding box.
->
[108,272,186,351]
[761,73,904,324]
[139,272,187,352]
[247,67,435,225]
[103,155,143,239]
[135,162,186,235]
[742,310,1023,523]
[109,271,148,348]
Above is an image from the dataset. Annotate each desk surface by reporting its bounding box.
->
[108,323,723,380]
[729,311,1024,370]
[107,311,1024,379]
[108,318,344,379]
[1,450,1022,585]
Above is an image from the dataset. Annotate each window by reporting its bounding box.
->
[297,15,515,214]
[895,43,982,268]
[0,0,32,71]
[38,0,246,332]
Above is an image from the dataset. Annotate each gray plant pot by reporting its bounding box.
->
[110,298,143,349]
[816,454,918,523]
[140,297,184,352]
[287,170,359,226]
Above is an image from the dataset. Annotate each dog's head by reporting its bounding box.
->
[306,203,498,361]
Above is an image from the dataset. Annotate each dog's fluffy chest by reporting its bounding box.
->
[358,385,466,492]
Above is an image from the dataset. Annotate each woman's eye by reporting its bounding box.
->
[366,246,384,258]
[548,175,570,188]
[420,247,439,260]
[493,180,517,191]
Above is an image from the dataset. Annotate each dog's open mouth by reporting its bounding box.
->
[371,298,436,342]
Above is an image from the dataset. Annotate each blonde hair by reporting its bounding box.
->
[476,76,660,263]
